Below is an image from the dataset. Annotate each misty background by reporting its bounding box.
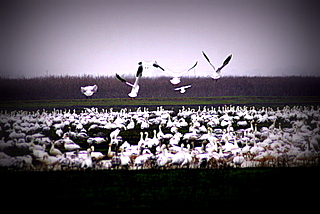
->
[1,0,320,78]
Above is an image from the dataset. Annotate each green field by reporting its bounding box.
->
[1,167,318,208]
[1,96,320,111]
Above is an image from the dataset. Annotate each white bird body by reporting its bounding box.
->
[128,77,140,98]
[156,146,169,168]
[120,150,131,168]
[134,152,152,169]
[64,141,81,151]
[127,119,135,129]
[81,85,98,97]
[233,154,245,167]
[87,137,107,145]
[171,151,185,167]
[110,128,121,143]
[40,154,60,170]
[49,143,62,156]
[80,149,93,169]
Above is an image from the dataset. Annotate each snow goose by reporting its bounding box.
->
[116,73,141,98]
[64,139,81,151]
[89,146,106,161]
[80,85,98,98]
[115,61,158,98]
[40,154,60,170]
[155,144,169,168]
[202,51,232,80]
[80,148,93,170]
[174,85,192,94]
[233,152,245,167]
[119,148,131,169]
[155,61,198,85]
[294,139,317,165]
[49,142,62,156]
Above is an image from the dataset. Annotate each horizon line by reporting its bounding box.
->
[1,74,320,80]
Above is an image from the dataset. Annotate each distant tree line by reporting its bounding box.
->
[0,75,319,100]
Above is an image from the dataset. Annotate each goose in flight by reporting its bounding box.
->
[202,51,232,80]
[174,85,192,94]
[154,61,198,85]
[80,85,98,98]
[116,73,141,98]
[115,61,157,98]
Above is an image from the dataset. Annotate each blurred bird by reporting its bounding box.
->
[174,85,192,94]
[80,85,98,98]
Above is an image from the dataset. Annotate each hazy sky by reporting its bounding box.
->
[1,0,319,78]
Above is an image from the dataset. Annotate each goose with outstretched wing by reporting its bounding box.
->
[115,60,159,98]
[202,51,232,80]
[154,61,198,85]
[116,73,141,98]
[174,84,192,94]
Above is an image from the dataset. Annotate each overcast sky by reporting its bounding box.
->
[1,0,319,78]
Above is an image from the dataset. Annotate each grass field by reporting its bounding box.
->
[1,96,320,111]
[1,167,318,208]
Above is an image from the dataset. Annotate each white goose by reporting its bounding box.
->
[116,61,159,98]
[80,85,98,98]
[202,51,232,80]
[116,73,141,98]
[154,61,198,85]
[49,142,62,156]
[174,85,192,94]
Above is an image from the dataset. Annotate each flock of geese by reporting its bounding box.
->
[81,51,233,98]
[0,104,319,171]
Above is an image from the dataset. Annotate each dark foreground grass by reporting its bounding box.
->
[1,96,320,111]
[1,167,318,209]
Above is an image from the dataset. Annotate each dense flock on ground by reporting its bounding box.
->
[1,75,320,100]
[0,104,319,171]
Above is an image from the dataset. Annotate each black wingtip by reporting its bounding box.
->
[202,51,211,63]
[116,73,126,83]
[188,61,198,71]
[223,54,232,66]
[153,63,165,71]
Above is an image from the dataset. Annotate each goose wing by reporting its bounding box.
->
[160,61,198,78]
[153,62,165,71]
[116,73,134,87]
[116,73,126,83]
[216,54,232,74]
[187,61,198,71]
[175,84,192,90]
[92,84,98,92]
[202,51,216,70]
